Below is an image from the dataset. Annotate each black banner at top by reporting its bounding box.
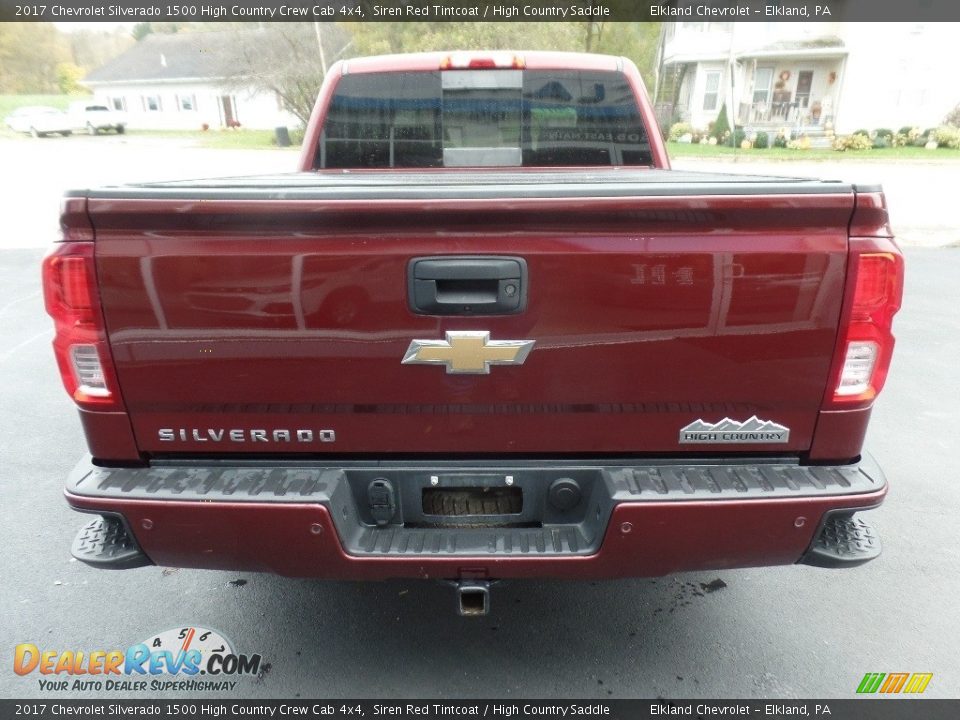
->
[3,0,960,23]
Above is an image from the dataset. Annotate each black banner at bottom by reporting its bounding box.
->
[2,700,957,720]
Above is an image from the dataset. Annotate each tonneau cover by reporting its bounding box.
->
[69,169,866,201]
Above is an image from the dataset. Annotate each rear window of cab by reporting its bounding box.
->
[317,69,653,169]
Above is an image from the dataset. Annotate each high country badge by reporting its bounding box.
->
[679,416,790,444]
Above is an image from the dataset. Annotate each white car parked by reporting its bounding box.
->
[68,102,127,135]
[4,106,73,137]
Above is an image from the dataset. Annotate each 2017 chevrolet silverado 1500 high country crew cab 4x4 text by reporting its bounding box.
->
[44,52,903,616]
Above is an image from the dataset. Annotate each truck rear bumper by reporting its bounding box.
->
[64,454,887,580]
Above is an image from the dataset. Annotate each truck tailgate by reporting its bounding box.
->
[84,170,854,456]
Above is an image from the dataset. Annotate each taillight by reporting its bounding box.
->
[826,239,904,408]
[42,241,124,411]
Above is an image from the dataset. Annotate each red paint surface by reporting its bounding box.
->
[77,409,139,460]
[65,488,886,579]
[89,193,852,457]
[808,407,872,462]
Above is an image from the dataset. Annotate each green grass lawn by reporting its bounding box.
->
[667,141,960,162]
[0,124,303,149]
[121,128,302,150]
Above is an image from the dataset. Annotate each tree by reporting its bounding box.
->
[132,22,191,41]
[219,24,351,127]
[712,103,731,141]
[345,22,583,56]
[587,23,662,91]
[66,28,135,72]
[0,23,68,93]
[343,21,661,89]
[55,62,84,94]
[945,104,960,127]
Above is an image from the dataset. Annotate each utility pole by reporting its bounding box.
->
[313,21,328,76]
[653,22,667,107]
[726,23,737,147]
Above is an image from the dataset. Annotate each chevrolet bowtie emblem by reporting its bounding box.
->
[402,331,535,374]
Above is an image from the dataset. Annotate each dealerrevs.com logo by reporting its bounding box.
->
[14,627,265,692]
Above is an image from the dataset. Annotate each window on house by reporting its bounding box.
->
[110,97,126,112]
[702,72,721,111]
[143,95,162,112]
[752,68,774,105]
[681,22,705,31]
[177,94,196,111]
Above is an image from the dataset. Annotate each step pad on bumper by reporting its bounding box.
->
[356,526,586,555]
[801,514,881,568]
[71,515,152,569]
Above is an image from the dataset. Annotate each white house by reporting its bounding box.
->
[81,31,301,131]
[656,22,958,137]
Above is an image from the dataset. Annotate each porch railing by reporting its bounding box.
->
[738,101,806,125]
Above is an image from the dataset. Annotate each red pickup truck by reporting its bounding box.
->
[44,51,903,616]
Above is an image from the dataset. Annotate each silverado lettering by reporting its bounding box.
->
[43,51,903,616]
[157,429,336,443]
